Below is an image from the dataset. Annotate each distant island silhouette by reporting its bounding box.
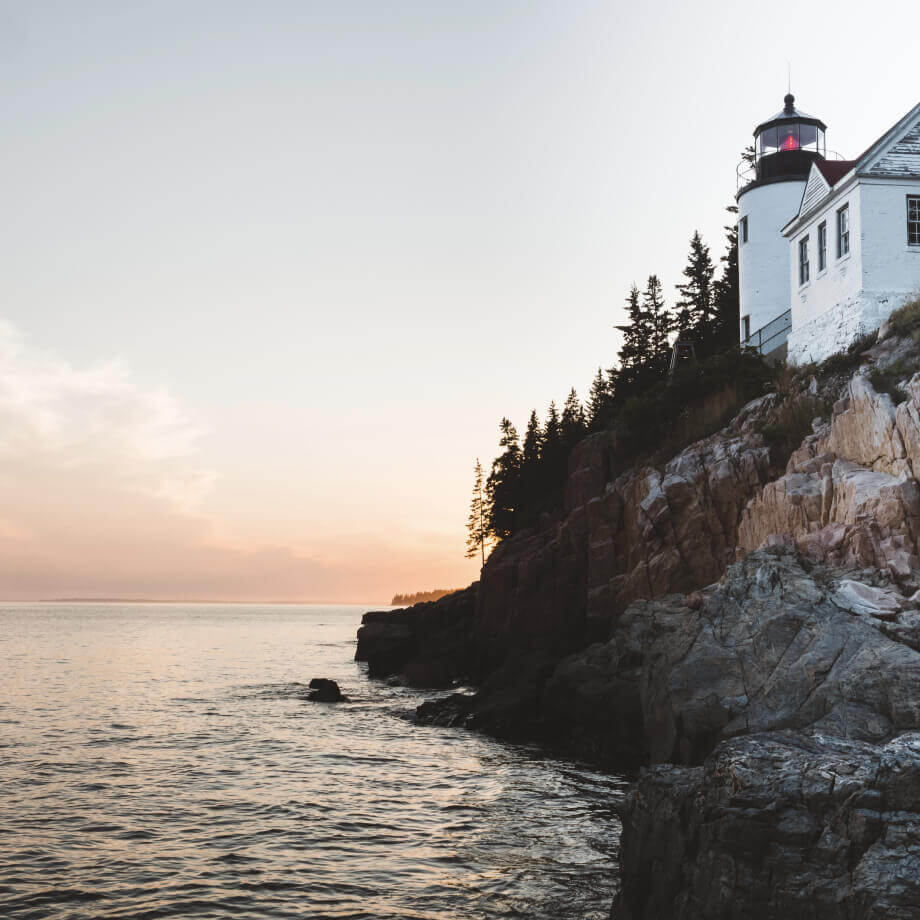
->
[390,588,461,606]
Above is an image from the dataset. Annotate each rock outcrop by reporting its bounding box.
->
[739,370,920,581]
[360,333,920,918]
[355,584,477,686]
[475,395,777,670]
[611,547,920,917]
[617,731,920,920]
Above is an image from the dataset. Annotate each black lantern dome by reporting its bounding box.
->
[752,94,827,183]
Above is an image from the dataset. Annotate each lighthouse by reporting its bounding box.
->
[737,94,827,357]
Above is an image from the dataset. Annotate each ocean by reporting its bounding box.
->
[0,603,627,919]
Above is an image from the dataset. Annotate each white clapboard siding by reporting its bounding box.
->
[800,166,830,214]
[866,117,920,178]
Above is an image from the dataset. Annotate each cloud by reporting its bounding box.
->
[0,319,476,602]
[0,320,351,600]
[0,319,209,509]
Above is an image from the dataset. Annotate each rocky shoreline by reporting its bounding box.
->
[356,328,920,918]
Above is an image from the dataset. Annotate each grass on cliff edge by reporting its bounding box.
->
[612,350,775,471]
[885,293,920,339]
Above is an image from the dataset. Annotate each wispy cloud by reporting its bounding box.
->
[0,319,210,509]
[0,320,342,600]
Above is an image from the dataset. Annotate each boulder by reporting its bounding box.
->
[307,678,346,702]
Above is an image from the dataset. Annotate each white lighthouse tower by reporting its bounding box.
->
[738,94,828,357]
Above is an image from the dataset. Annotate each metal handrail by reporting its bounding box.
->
[741,309,792,355]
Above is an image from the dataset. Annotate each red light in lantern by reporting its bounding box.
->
[781,132,800,151]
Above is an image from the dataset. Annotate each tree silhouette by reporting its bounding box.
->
[465,458,488,566]
[485,418,521,540]
[587,367,614,431]
[561,388,587,448]
[675,231,716,343]
[520,409,544,511]
[712,205,740,352]
[643,274,675,376]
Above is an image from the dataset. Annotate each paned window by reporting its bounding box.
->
[908,196,920,246]
[818,221,827,272]
[837,204,850,258]
[799,236,810,286]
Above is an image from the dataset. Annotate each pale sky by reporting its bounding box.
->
[1,0,917,601]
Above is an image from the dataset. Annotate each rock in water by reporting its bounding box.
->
[308,678,346,702]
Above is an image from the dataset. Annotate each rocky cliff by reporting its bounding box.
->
[357,321,920,918]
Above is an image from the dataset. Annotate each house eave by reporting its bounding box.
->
[781,171,859,237]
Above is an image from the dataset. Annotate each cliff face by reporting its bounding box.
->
[359,394,778,686]
[358,328,920,918]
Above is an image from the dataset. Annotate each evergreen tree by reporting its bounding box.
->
[616,284,653,379]
[465,458,488,566]
[520,409,544,511]
[642,274,675,377]
[712,205,740,351]
[561,388,587,449]
[541,400,566,494]
[587,367,614,431]
[674,231,716,346]
[485,418,521,540]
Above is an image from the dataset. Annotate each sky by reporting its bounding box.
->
[0,0,918,602]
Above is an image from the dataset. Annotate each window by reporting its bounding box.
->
[742,315,751,341]
[818,221,827,272]
[909,196,920,246]
[799,236,810,285]
[837,204,850,258]
[740,216,748,244]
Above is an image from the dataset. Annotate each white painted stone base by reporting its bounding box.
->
[787,291,912,366]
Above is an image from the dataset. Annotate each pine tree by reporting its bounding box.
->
[485,418,521,540]
[642,274,674,378]
[587,367,614,431]
[520,409,544,512]
[541,400,566,494]
[616,284,652,378]
[712,205,740,351]
[561,388,587,449]
[674,231,716,346]
[465,458,488,566]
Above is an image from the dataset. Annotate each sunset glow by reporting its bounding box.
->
[1,1,916,602]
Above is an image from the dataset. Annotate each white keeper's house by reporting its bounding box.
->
[737,94,920,365]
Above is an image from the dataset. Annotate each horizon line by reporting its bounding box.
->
[1,597,395,607]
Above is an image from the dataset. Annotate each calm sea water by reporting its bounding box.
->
[0,603,627,919]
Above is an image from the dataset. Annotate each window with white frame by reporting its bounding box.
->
[817,221,827,272]
[799,236,810,285]
[837,204,850,257]
[740,216,748,244]
[908,196,920,246]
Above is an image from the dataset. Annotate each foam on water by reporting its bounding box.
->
[0,603,626,919]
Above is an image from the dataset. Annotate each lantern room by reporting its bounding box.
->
[753,94,827,183]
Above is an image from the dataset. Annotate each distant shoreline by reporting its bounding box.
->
[7,598,392,607]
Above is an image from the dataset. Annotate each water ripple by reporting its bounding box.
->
[0,603,626,918]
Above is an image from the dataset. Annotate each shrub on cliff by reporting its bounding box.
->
[614,349,773,467]
[885,293,920,338]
